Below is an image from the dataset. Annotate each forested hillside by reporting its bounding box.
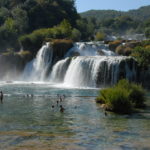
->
[0,1,150,54]
[80,5,150,40]
[0,0,79,52]
[81,5,150,21]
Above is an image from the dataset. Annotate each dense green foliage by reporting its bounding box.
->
[0,0,150,55]
[95,32,106,41]
[131,45,150,69]
[80,6,150,39]
[96,79,146,114]
[0,0,79,52]
[19,19,75,53]
[81,6,150,22]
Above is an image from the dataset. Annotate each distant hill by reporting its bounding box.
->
[80,5,150,21]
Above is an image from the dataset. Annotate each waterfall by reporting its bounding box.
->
[23,43,53,81]
[49,57,71,83]
[65,42,116,57]
[62,56,137,88]
[22,41,137,88]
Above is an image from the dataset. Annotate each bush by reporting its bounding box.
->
[19,28,48,54]
[128,84,145,108]
[116,45,132,56]
[96,79,146,114]
[131,46,150,69]
[116,79,145,107]
[19,20,74,54]
[17,50,31,57]
[71,28,81,41]
[95,32,106,41]
[141,40,150,46]
[109,40,122,51]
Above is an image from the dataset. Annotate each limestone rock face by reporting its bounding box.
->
[0,53,32,80]
[51,39,73,64]
[139,68,150,89]
[96,57,137,87]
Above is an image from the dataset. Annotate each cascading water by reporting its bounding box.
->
[22,41,137,88]
[62,56,136,88]
[65,42,116,57]
[23,43,53,81]
[49,57,71,83]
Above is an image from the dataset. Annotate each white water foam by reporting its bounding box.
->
[23,43,53,81]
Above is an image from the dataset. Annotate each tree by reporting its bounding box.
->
[71,28,81,41]
[0,7,10,25]
[59,19,72,38]
[12,7,29,34]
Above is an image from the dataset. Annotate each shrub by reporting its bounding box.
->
[17,50,31,57]
[71,28,81,41]
[116,42,138,56]
[131,46,150,69]
[106,88,132,114]
[19,20,74,54]
[141,40,150,46]
[97,87,132,114]
[109,40,122,51]
[95,32,106,41]
[128,84,145,108]
[96,79,146,114]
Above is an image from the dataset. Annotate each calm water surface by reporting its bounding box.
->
[0,82,150,150]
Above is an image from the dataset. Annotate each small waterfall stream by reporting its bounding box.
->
[23,43,53,81]
[49,57,71,83]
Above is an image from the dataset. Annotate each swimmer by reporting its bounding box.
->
[0,91,3,104]
[104,111,108,116]
[62,94,66,100]
[60,105,65,113]
[57,94,60,98]
[60,96,63,102]
[56,100,59,106]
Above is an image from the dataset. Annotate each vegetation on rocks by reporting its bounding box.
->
[108,40,122,51]
[96,79,146,114]
[131,46,150,69]
[51,39,73,60]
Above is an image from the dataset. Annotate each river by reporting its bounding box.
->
[0,82,149,150]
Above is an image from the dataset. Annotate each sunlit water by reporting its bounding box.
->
[0,82,150,150]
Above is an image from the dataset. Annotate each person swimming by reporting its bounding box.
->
[62,94,66,100]
[59,96,63,102]
[56,100,59,106]
[60,105,65,113]
[57,94,60,98]
[0,91,3,104]
[104,111,108,116]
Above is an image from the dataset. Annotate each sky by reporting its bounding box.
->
[75,0,150,12]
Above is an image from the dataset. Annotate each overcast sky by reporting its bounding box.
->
[75,0,150,12]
